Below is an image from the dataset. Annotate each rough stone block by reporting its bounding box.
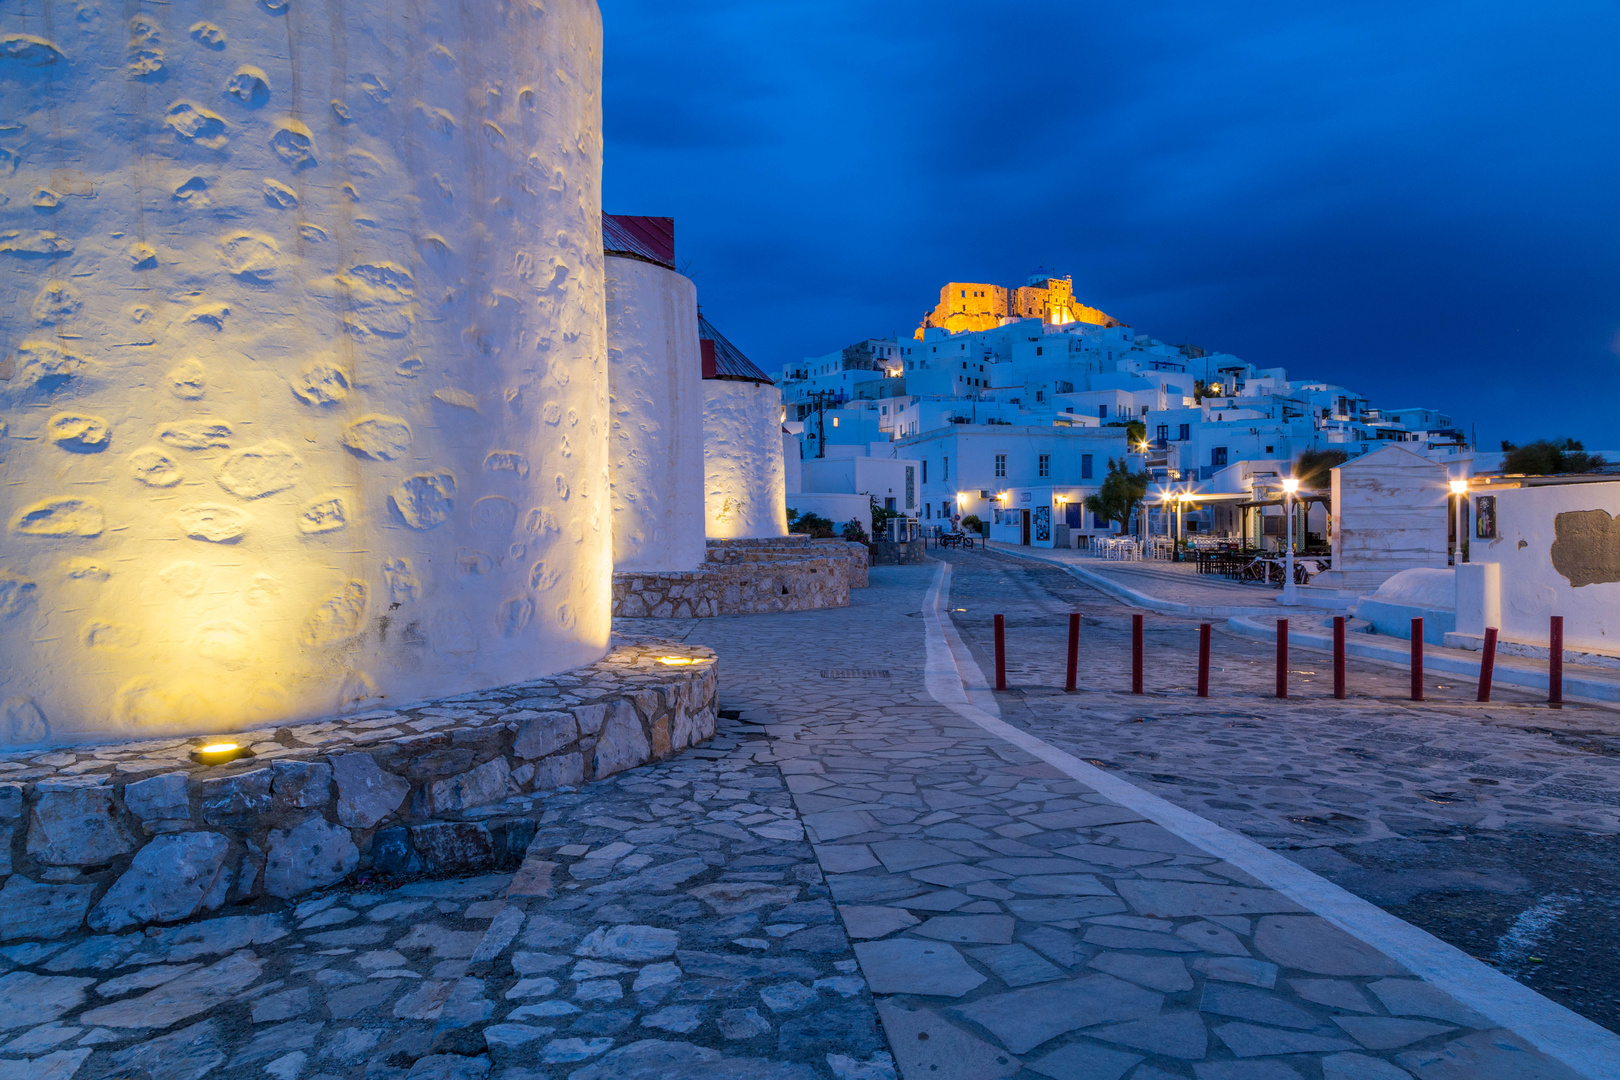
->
[272,760,333,810]
[651,716,672,758]
[514,713,579,760]
[530,753,585,791]
[123,772,191,823]
[264,817,360,898]
[410,822,495,873]
[572,703,610,736]
[429,757,512,815]
[0,876,96,940]
[198,769,274,826]
[0,784,23,820]
[28,783,135,865]
[593,702,651,778]
[88,831,233,933]
[331,752,410,829]
[371,826,424,877]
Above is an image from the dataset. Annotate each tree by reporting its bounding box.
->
[1084,457,1150,532]
[787,508,834,538]
[1501,439,1607,475]
[1293,448,1349,489]
[1105,419,1148,447]
[869,495,902,537]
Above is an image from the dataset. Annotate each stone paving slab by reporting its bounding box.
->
[647,563,1610,1079]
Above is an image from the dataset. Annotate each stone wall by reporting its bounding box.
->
[612,538,868,618]
[869,539,928,565]
[0,639,715,941]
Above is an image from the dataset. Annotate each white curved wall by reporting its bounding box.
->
[0,0,609,746]
[704,380,789,539]
[606,257,705,572]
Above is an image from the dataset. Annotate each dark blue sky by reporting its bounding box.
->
[601,0,1620,448]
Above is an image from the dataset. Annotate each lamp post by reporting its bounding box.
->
[1281,476,1299,605]
[1449,477,1469,564]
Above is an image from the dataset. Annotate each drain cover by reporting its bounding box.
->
[821,669,891,679]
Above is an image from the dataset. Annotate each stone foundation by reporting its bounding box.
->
[612,537,868,618]
[0,639,716,940]
[869,538,929,565]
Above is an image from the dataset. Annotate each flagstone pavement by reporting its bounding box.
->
[0,560,1610,1080]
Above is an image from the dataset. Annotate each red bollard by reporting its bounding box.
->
[1275,618,1288,699]
[1332,616,1346,699]
[1549,615,1563,705]
[1196,623,1211,698]
[1131,614,1144,695]
[994,614,1006,691]
[1477,626,1498,703]
[1410,617,1424,701]
[1065,613,1080,693]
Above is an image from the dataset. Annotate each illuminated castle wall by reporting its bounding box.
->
[917,275,1121,337]
[0,0,609,746]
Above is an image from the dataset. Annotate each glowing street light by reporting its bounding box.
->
[1281,476,1300,605]
[191,741,254,766]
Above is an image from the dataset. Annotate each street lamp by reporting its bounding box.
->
[1449,477,1469,564]
[1281,476,1300,604]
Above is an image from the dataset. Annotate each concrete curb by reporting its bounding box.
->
[1226,614,1620,707]
[983,541,1282,618]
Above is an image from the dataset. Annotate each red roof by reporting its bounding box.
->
[700,315,772,384]
[602,214,675,269]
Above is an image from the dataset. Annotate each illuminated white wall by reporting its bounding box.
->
[703,380,788,539]
[0,0,609,746]
[606,257,705,572]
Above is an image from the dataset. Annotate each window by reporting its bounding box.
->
[1178,423,1190,441]
[885,497,897,511]
[960,290,966,298]
[1265,445,1273,454]
[995,454,1007,478]
[1035,347,1043,356]
[1212,447,1227,468]
[1081,454,1093,480]
[1156,424,1168,442]
[943,456,949,481]
[832,417,839,427]
[1099,405,1108,419]
[1036,390,1044,402]
[1038,454,1050,478]
[962,361,968,369]
[921,460,927,483]
[905,466,915,509]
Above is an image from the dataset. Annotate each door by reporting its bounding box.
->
[1021,510,1031,545]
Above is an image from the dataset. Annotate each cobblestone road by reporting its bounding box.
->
[941,547,1620,1034]
[0,558,1611,1080]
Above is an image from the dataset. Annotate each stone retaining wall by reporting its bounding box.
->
[0,639,716,941]
[612,538,869,618]
[869,538,929,565]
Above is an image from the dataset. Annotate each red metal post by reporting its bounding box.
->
[994,614,1006,692]
[1131,614,1144,695]
[1065,613,1080,693]
[1332,616,1346,700]
[1275,618,1288,699]
[1196,623,1211,698]
[1477,626,1497,703]
[1549,615,1563,705]
[1410,618,1424,701]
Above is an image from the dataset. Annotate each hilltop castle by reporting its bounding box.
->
[916,272,1122,337]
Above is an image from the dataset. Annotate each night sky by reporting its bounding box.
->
[600,0,1620,449]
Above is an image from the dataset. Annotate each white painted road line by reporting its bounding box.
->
[920,558,1620,1080]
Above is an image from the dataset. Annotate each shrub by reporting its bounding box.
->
[961,514,984,535]
[840,519,868,543]
[788,510,835,538]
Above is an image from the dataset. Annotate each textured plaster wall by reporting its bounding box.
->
[1465,482,1620,655]
[703,380,787,540]
[0,0,609,746]
[605,256,703,572]
[1329,446,1448,589]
